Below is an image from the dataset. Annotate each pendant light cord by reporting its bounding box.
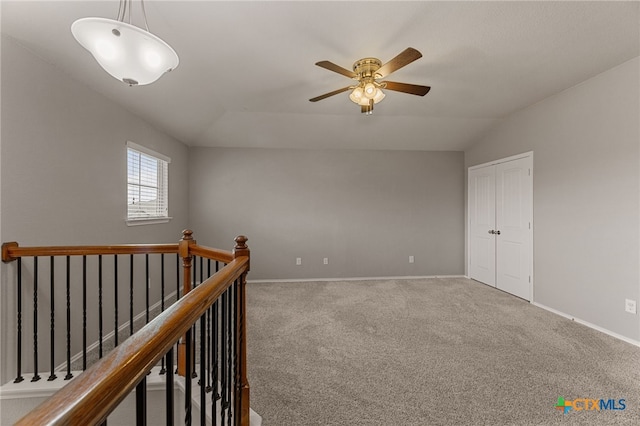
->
[117,0,126,22]
[116,0,150,32]
[140,0,150,32]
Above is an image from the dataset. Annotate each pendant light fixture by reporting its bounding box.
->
[71,0,179,86]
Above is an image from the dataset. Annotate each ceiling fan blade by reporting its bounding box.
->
[309,86,352,102]
[382,81,431,96]
[376,47,423,78]
[315,61,357,79]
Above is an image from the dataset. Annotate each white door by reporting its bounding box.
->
[495,157,532,300]
[468,166,496,286]
[468,154,533,301]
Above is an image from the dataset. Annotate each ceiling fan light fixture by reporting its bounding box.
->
[372,88,385,104]
[349,86,364,104]
[310,48,429,113]
[358,96,371,107]
[71,0,179,86]
[363,82,377,99]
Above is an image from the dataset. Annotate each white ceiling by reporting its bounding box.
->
[2,1,639,151]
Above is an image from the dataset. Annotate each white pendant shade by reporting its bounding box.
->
[71,17,179,86]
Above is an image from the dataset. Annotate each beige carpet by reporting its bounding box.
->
[246,277,640,425]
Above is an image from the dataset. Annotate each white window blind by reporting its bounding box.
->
[127,142,170,222]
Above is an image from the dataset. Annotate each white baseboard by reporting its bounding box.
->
[532,302,640,348]
[248,275,467,284]
[55,291,178,372]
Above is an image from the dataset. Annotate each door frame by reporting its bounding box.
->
[467,151,534,301]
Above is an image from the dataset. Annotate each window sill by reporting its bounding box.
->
[126,217,172,227]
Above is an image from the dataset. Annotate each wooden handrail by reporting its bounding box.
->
[2,242,237,264]
[2,242,179,262]
[14,255,250,425]
[190,244,234,263]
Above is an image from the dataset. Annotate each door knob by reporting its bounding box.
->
[495,230,501,235]
[488,230,495,234]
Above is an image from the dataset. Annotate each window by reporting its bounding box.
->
[126,141,171,225]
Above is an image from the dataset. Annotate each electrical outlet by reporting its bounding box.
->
[323,258,329,265]
[409,255,414,264]
[296,257,302,266]
[625,299,636,314]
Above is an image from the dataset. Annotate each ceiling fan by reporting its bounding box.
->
[309,47,430,114]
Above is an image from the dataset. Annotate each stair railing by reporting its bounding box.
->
[2,230,251,425]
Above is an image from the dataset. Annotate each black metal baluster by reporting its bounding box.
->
[226,285,233,426]
[192,256,197,287]
[160,253,164,312]
[200,310,206,425]
[185,327,193,426]
[233,280,239,424]
[82,255,87,371]
[65,256,72,380]
[200,257,205,391]
[98,255,103,358]
[199,253,203,366]
[161,255,165,312]
[206,259,212,393]
[114,255,118,348]
[176,253,180,301]
[145,254,149,324]
[220,289,228,425]
[99,254,108,426]
[32,256,41,382]
[200,257,211,424]
[160,254,166,375]
[136,377,147,426]
[130,254,134,336]
[212,261,220,417]
[199,256,206,422]
[175,254,180,375]
[212,298,219,426]
[15,258,24,383]
[48,256,57,381]
[192,256,197,290]
[192,256,197,379]
[166,346,174,425]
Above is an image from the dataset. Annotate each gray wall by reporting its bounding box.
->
[0,37,190,383]
[189,147,465,280]
[465,57,640,341]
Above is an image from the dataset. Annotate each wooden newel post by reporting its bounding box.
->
[2,242,19,263]
[177,229,195,377]
[233,235,251,426]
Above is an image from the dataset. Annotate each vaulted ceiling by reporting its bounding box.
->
[2,1,639,151]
